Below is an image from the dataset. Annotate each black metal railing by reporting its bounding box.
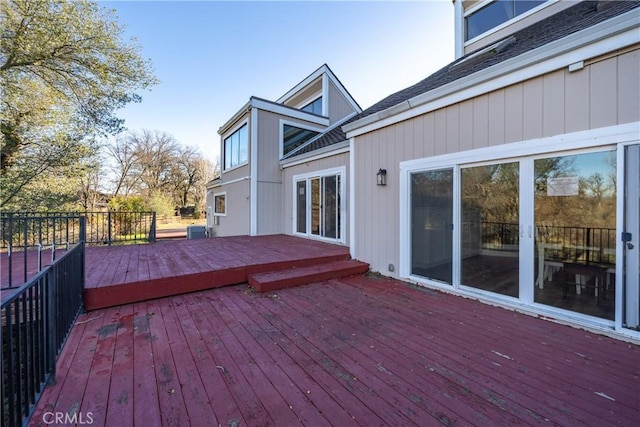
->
[1,212,155,288]
[478,221,616,265]
[1,240,85,427]
[1,211,156,248]
[536,224,616,265]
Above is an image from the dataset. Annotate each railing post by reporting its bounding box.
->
[108,211,112,246]
[79,216,86,244]
[46,268,57,384]
[8,215,14,287]
[149,212,156,243]
[24,218,28,283]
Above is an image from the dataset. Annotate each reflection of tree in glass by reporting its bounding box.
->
[535,152,616,230]
[462,162,519,224]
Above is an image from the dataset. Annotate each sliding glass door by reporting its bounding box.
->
[295,170,342,242]
[533,150,616,320]
[410,169,453,284]
[407,147,623,322]
[461,162,519,297]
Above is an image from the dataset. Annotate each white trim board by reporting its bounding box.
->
[252,98,329,126]
[399,122,639,172]
[208,175,250,189]
[345,11,640,138]
[280,144,350,169]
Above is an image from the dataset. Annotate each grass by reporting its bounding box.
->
[155,217,206,230]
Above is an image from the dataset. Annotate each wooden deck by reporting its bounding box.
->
[29,275,639,426]
[83,235,351,310]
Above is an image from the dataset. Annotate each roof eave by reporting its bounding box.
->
[344,7,640,137]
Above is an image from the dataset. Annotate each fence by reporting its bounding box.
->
[1,241,85,427]
[1,211,156,247]
[1,212,156,288]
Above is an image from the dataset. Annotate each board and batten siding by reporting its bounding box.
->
[328,80,358,125]
[282,152,350,245]
[211,178,250,237]
[255,109,327,235]
[353,48,640,276]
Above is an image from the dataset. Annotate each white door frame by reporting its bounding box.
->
[292,166,346,244]
[399,122,640,336]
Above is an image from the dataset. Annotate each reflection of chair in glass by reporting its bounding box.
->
[536,242,563,289]
[562,263,607,304]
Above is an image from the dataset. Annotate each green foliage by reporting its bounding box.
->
[109,195,145,212]
[0,0,158,210]
[145,191,175,219]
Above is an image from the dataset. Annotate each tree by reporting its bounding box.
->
[0,0,158,209]
[106,134,141,197]
[127,129,180,195]
[103,129,216,215]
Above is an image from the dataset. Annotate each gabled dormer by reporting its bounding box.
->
[454,0,575,58]
[276,64,361,126]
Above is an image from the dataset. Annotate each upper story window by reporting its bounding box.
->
[465,0,546,41]
[301,97,322,115]
[282,124,320,157]
[224,123,248,170]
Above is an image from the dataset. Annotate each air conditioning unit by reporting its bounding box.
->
[187,225,207,239]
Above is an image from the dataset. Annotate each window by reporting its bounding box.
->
[214,192,226,215]
[302,97,322,115]
[465,0,546,41]
[282,124,320,157]
[224,124,248,170]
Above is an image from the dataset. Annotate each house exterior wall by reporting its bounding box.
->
[352,47,640,276]
[328,80,357,125]
[254,109,330,235]
[208,112,252,236]
[282,152,350,245]
[209,178,251,236]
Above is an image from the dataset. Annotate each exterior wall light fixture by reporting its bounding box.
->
[377,168,387,186]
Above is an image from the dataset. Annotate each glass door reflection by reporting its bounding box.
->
[461,162,519,297]
[534,151,616,319]
[411,169,453,284]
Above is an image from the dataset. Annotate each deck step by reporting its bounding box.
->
[248,259,369,293]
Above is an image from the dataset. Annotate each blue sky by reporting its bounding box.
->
[104,0,455,164]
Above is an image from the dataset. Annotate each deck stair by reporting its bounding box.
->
[248,259,369,293]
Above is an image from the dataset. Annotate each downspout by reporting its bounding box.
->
[250,106,258,235]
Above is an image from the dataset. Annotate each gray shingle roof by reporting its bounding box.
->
[288,0,639,159]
